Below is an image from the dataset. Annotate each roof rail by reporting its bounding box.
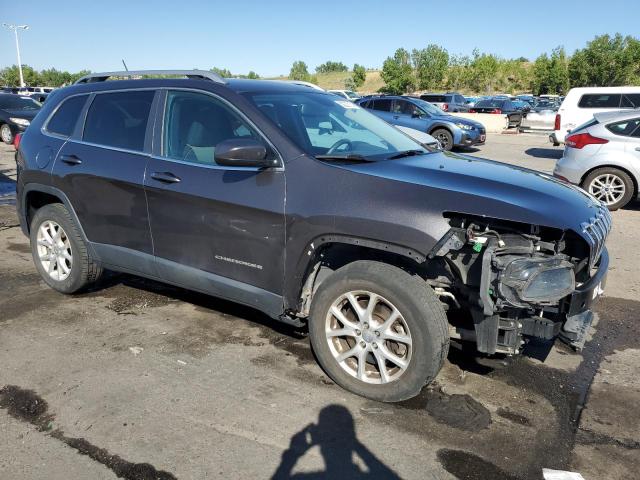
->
[75,69,226,85]
[282,80,325,91]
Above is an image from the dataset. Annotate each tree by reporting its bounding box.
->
[315,61,348,74]
[469,50,499,94]
[289,61,310,81]
[0,65,40,86]
[351,64,366,89]
[210,67,233,78]
[380,48,414,94]
[412,44,449,90]
[246,71,260,79]
[569,33,640,87]
[446,54,471,91]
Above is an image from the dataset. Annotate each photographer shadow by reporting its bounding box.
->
[272,404,400,480]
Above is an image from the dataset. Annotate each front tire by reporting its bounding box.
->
[432,128,453,151]
[0,124,13,144]
[582,167,634,211]
[308,261,449,402]
[30,203,103,293]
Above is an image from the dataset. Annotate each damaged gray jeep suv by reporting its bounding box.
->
[15,70,610,401]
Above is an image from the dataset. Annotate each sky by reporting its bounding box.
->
[2,0,639,77]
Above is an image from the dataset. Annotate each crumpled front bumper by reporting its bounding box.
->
[560,247,609,350]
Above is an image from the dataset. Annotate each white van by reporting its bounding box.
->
[551,87,640,145]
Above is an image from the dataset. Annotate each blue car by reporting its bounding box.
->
[357,95,485,150]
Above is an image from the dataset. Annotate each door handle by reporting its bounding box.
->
[60,154,82,165]
[150,171,181,184]
[393,115,400,120]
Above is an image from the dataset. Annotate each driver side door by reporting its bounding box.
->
[390,99,427,130]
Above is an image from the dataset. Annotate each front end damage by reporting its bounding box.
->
[428,208,611,355]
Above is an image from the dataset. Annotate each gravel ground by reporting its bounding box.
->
[0,136,638,480]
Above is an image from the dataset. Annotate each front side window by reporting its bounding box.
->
[47,95,88,137]
[578,94,621,109]
[83,90,154,151]
[163,90,260,165]
[621,94,640,108]
[245,92,426,159]
[606,118,640,137]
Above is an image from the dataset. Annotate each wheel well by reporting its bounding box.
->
[296,242,426,317]
[25,190,63,231]
[580,165,638,197]
[428,126,452,137]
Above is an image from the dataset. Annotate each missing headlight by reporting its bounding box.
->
[498,257,575,307]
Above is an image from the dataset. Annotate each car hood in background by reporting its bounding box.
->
[340,151,601,234]
[2,109,40,120]
[435,114,483,129]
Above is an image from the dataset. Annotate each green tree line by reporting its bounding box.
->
[379,33,640,95]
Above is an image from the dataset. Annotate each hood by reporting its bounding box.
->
[340,151,601,235]
[3,109,39,121]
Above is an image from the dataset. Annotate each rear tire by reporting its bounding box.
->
[308,261,449,402]
[432,128,453,151]
[30,203,103,293]
[581,167,635,211]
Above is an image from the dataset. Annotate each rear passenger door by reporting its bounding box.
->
[51,89,157,271]
[144,89,286,314]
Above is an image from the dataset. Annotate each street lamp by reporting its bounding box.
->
[2,23,29,88]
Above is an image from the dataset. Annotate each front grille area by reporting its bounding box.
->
[580,205,612,268]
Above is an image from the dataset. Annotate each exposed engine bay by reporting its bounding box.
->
[428,214,610,355]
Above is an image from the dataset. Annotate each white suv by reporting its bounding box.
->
[551,87,640,145]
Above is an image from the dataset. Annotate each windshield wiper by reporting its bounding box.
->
[315,154,374,162]
[387,149,427,160]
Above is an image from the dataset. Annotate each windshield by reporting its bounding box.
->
[345,91,360,100]
[408,98,444,116]
[244,92,426,159]
[0,95,41,111]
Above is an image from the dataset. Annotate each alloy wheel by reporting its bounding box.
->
[36,220,73,281]
[325,291,412,384]
[0,124,12,144]
[588,173,626,206]
[435,132,450,149]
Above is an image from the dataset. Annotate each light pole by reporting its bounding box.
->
[2,23,29,88]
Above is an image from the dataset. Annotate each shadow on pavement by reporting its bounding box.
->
[524,147,563,160]
[271,405,401,479]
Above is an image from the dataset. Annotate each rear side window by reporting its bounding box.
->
[421,95,447,103]
[578,94,621,109]
[46,95,88,137]
[372,99,392,112]
[83,90,155,151]
[606,118,640,137]
[621,94,640,108]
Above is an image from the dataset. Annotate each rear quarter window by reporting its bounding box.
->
[578,94,622,109]
[606,118,640,137]
[46,95,88,137]
[83,90,155,151]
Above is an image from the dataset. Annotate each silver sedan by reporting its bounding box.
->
[553,110,640,210]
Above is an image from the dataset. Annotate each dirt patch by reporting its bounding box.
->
[0,385,177,480]
[497,408,531,427]
[437,449,522,480]
[7,242,31,254]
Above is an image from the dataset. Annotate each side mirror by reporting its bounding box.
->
[214,138,276,168]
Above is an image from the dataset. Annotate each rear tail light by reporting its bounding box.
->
[491,108,502,114]
[554,114,561,131]
[13,133,22,150]
[565,133,609,149]
[469,109,477,113]
[442,103,449,112]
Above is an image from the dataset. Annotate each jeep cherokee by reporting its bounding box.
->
[15,70,610,402]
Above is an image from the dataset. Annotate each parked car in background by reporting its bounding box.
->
[0,93,42,144]
[511,100,531,113]
[29,93,49,103]
[554,110,640,210]
[464,96,479,107]
[551,87,640,145]
[521,100,559,131]
[328,89,361,101]
[358,95,485,150]
[419,92,470,112]
[469,99,523,128]
[516,95,535,106]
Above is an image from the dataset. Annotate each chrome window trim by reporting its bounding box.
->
[64,138,152,157]
[155,87,284,170]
